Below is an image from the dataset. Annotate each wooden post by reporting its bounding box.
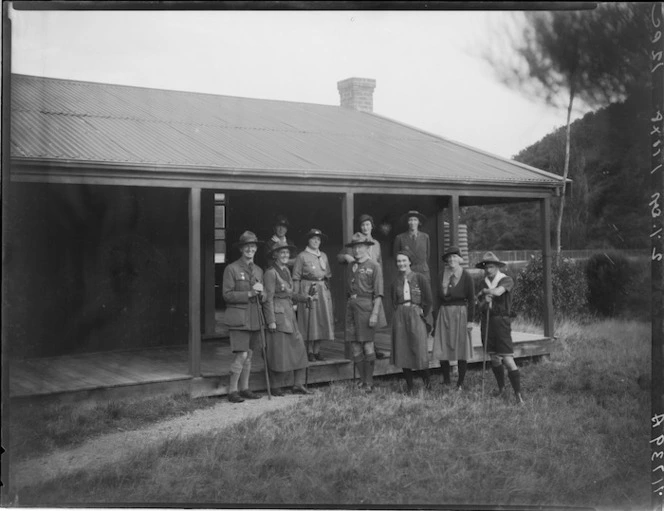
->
[189,187,202,377]
[449,194,460,248]
[201,190,216,337]
[540,197,554,338]
[342,192,354,359]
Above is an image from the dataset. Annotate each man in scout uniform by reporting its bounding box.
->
[337,213,387,359]
[345,232,387,393]
[476,251,524,404]
[222,231,265,403]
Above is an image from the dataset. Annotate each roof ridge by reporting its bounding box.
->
[11,73,340,109]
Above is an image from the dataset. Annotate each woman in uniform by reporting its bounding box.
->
[393,210,431,282]
[390,250,433,393]
[292,228,335,362]
[263,240,312,395]
[432,246,475,391]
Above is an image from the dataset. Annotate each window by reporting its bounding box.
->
[214,193,226,263]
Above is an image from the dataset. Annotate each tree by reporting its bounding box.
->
[485,4,652,253]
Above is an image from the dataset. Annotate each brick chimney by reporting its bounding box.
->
[337,77,376,113]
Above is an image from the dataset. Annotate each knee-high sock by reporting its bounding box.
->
[229,352,247,393]
[492,364,505,390]
[421,369,431,388]
[403,368,414,389]
[365,360,375,386]
[356,360,366,384]
[239,350,253,391]
[457,360,467,387]
[507,369,521,395]
[440,360,451,384]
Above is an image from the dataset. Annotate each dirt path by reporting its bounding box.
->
[11,394,311,489]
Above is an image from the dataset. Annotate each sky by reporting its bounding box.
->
[7,5,589,160]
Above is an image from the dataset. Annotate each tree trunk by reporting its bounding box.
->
[555,83,575,254]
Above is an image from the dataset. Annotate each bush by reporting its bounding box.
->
[512,254,588,323]
[585,252,632,317]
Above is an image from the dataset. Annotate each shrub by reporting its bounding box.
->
[585,252,632,317]
[512,254,588,323]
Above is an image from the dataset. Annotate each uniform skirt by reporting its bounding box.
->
[481,315,514,355]
[297,281,335,341]
[266,321,309,373]
[432,304,472,361]
[391,304,429,370]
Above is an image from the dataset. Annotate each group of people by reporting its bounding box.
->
[222,210,524,404]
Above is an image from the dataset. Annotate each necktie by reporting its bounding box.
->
[403,276,411,302]
[448,273,456,292]
[248,262,255,281]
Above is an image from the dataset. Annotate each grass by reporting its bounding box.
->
[13,318,651,508]
[9,391,218,461]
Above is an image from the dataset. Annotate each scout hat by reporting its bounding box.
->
[475,251,507,269]
[345,232,376,247]
[267,239,297,258]
[400,210,426,225]
[273,215,290,228]
[304,228,328,242]
[442,246,462,261]
[357,214,375,228]
[232,231,264,250]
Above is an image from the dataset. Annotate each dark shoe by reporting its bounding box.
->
[308,353,316,362]
[364,385,374,394]
[314,353,326,361]
[239,389,261,400]
[491,388,505,398]
[271,388,285,397]
[292,385,312,395]
[375,350,387,360]
[228,391,245,403]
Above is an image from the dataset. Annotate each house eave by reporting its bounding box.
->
[8,157,564,199]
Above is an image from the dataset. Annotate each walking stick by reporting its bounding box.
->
[481,301,491,401]
[304,283,317,388]
[255,297,272,400]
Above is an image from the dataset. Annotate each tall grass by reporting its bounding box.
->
[16,319,650,508]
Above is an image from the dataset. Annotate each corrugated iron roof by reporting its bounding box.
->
[10,74,564,187]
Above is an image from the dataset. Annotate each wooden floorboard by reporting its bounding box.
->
[9,326,554,401]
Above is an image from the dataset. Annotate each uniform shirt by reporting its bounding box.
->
[347,257,384,298]
[222,258,264,330]
[393,231,430,275]
[292,248,332,282]
[479,275,514,317]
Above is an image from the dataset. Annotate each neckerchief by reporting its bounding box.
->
[485,270,507,290]
[272,262,292,286]
[305,246,326,270]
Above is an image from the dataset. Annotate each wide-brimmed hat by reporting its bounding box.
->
[273,215,290,228]
[395,249,414,262]
[475,251,507,268]
[345,232,375,247]
[267,239,297,258]
[400,210,426,225]
[304,228,328,242]
[357,214,375,228]
[442,246,462,261]
[232,231,264,250]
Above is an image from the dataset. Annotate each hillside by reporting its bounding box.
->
[463,92,651,250]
